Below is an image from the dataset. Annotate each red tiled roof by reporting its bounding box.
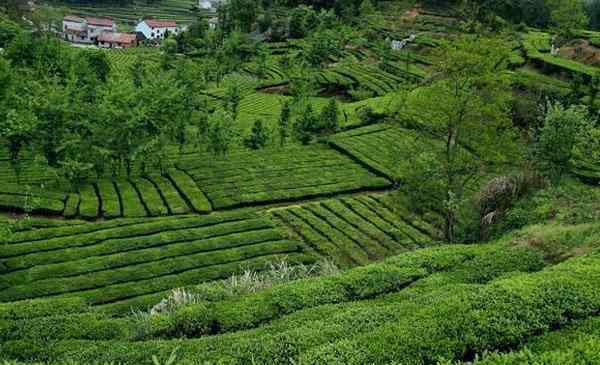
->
[85,16,115,27]
[144,19,177,28]
[98,32,137,44]
[63,15,86,23]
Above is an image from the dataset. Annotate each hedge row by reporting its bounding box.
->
[56,252,314,306]
[0,193,64,215]
[0,245,545,363]
[0,237,294,302]
[148,244,540,340]
[63,193,80,218]
[284,206,371,264]
[2,222,280,287]
[147,264,425,339]
[78,184,99,220]
[97,181,121,219]
[209,177,390,210]
[148,175,189,215]
[167,170,211,213]
[115,180,147,218]
[314,199,401,252]
[133,178,168,217]
[95,253,315,316]
[2,212,253,260]
[339,197,425,244]
[176,145,390,209]
[1,216,150,245]
[271,208,353,268]
[301,254,600,364]
[0,297,89,321]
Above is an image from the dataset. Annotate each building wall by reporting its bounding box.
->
[62,20,92,43]
[87,25,115,42]
[135,21,178,40]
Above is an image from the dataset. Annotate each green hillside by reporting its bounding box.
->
[1,0,600,363]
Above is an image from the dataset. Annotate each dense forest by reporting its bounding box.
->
[0,0,599,363]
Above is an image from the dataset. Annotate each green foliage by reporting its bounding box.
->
[0,15,20,48]
[400,35,521,242]
[294,104,318,145]
[278,100,292,147]
[207,111,236,156]
[534,103,595,183]
[243,119,270,150]
[176,144,390,209]
[319,98,340,132]
[0,243,551,364]
[548,0,588,38]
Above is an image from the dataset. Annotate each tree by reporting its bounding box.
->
[1,109,38,182]
[0,58,38,181]
[0,15,21,48]
[244,119,270,149]
[359,0,376,16]
[33,78,73,167]
[294,103,318,145]
[278,100,292,147]
[303,28,343,68]
[255,43,269,79]
[207,110,236,156]
[534,103,591,183]
[319,98,339,132]
[160,36,179,69]
[84,51,111,83]
[223,77,242,119]
[400,36,520,242]
[548,0,588,38]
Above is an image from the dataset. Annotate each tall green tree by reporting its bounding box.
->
[400,36,520,242]
[534,103,592,183]
[223,77,242,119]
[548,0,588,38]
[207,110,236,156]
[278,100,292,147]
[319,98,339,132]
[244,119,270,149]
[294,103,318,145]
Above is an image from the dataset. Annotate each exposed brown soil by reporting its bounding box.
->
[402,8,419,20]
[259,84,290,95]
[559,39,600,66]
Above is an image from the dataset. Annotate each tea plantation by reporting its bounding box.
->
[2,0,600,363]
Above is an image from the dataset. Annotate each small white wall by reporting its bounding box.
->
[135,21,153,39]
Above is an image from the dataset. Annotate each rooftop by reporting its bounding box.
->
[98,32,137,44]
[143,19,177,28]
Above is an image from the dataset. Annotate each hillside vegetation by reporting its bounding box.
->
[0,0,599,363]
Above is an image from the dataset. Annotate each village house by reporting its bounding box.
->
[98,32,138,48]
[62,15,116,44]
[135,19,179,40]
[198,0,222,11]
[208,17,219,30]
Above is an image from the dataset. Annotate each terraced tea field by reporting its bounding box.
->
[0,211,314,313]
[329,124,441,182]
[46,0,203,24]
[271,194,436,268]
[176,144,391,209]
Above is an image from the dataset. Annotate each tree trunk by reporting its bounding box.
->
[444,123,457,243]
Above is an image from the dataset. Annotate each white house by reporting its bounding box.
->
[198,0,212,10]
[62,15,88,43]
[62,15,116,44]
[198,0,222,11]
[208,17,218,30]
[85,16,117,43]
[135,19,179,40]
